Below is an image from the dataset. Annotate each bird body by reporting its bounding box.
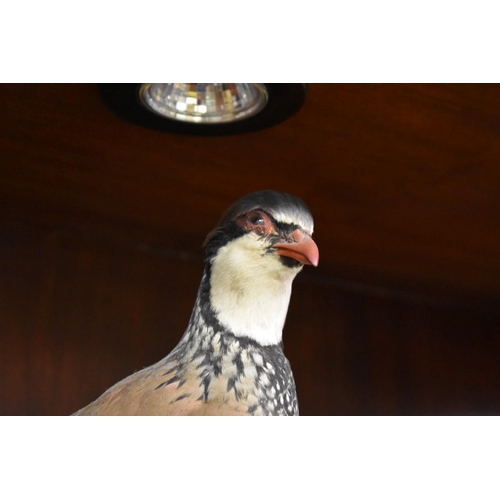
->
[74,190,318,416]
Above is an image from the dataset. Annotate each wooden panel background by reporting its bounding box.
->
[1,221,499,416]
[1,84,500,415]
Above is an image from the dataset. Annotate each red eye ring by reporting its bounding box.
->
[236,210,275,236]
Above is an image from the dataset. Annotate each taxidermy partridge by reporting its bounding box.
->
[74,190,318,416]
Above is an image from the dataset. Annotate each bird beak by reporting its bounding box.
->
[273,229,319,267]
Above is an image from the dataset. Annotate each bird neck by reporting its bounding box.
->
[198,241,300,346]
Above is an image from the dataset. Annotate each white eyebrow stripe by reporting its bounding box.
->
[271,210,314,234]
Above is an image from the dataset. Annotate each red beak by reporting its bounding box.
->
[273,229,319,267]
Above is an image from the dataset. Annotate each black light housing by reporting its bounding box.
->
[100,84,307,136]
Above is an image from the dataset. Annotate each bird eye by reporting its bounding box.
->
[248,212,265,225]
[235,210,272,234]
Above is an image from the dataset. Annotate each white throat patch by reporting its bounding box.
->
[209,233,302,346]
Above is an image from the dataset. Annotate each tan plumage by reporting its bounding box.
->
[74,190,318,416]
[75,358,266,416]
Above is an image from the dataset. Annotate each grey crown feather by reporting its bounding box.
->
[216,190,314,234]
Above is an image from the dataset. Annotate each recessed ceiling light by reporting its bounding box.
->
[100,84,307,136]
[139,83,269,124]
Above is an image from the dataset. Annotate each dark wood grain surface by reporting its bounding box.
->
[2,84,500,298]
[1,84,499,415]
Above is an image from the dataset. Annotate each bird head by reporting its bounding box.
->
[201,190,319,345]
[204,190,319,271]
